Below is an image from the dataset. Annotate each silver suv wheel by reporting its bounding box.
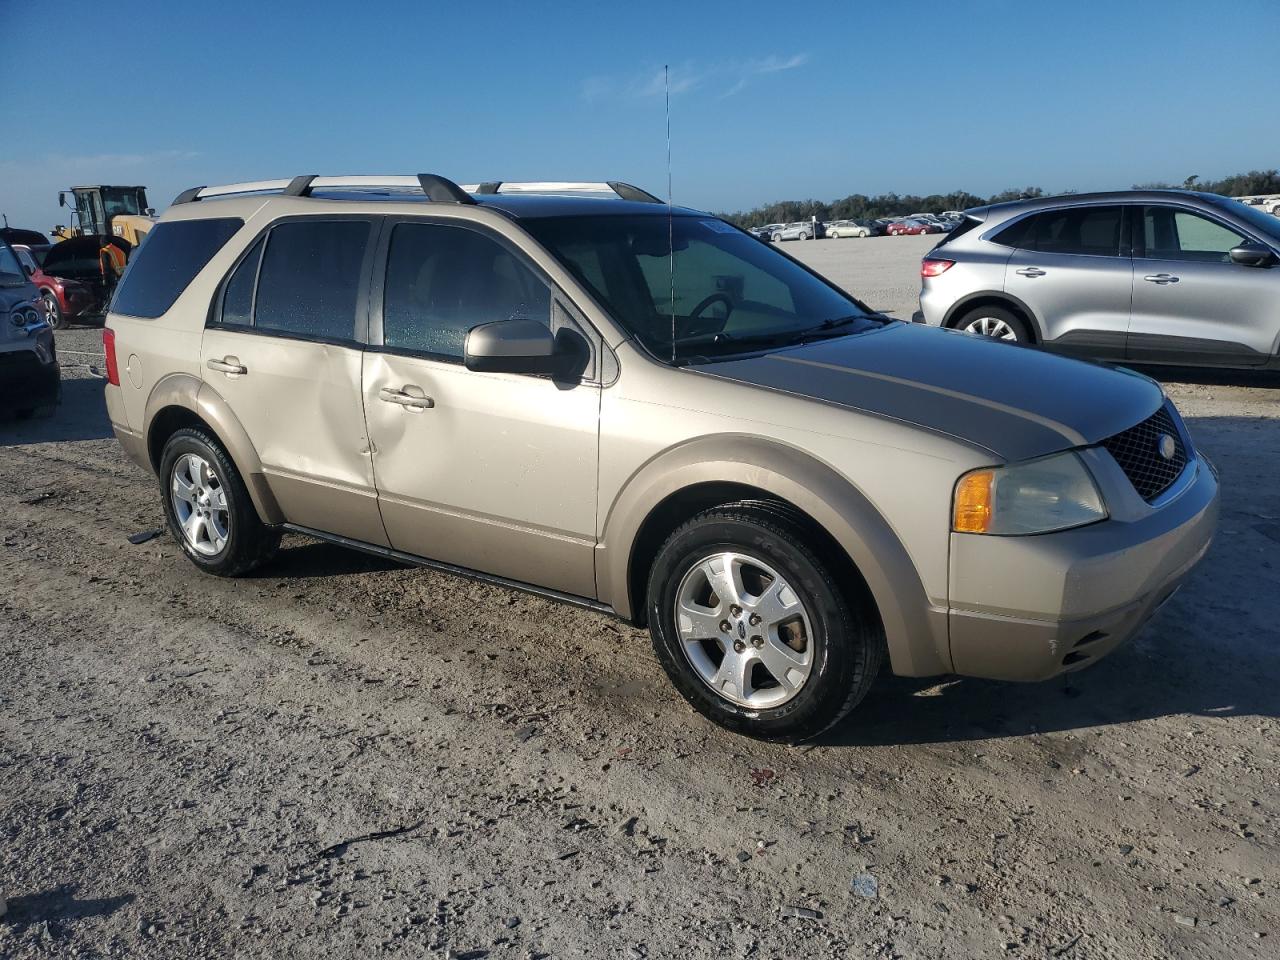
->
[170,452,229,556]
[962,315,1019,341]
[674,551,814,709]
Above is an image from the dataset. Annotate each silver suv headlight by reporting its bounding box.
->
[953,451,1107,535]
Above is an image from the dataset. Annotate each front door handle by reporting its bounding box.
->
[1143,273,1180,284]
[379,385,434,410]
[207,356,247,376]
[1015,267,1046,278]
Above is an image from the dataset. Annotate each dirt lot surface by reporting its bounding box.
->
[2,240,1277,958]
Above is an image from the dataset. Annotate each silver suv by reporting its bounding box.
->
[104,174,1218,741]
[918,190,1280,367]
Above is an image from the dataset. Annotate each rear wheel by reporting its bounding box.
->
[41,291,64,330]
[647,503,882,742]
[954,304,1031,344]
[159,427,280,576]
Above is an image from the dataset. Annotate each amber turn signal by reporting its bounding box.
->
[953,470,994,533]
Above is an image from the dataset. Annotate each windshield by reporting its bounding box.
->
[1214,197,1280,244]
[0,243,28,287]
[524,214,883,362]
[100,187,146,219]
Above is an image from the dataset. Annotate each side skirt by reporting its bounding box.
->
[282,523,617,617]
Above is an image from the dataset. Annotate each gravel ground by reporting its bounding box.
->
[1,241,1277,959]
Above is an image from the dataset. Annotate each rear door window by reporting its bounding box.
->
[111,217,243,318]
[1031,205,1123,256]
[1142,207,1244,263]
[253,220,371,341]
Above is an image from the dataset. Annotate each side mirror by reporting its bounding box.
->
[465,319,564,375]
[1229,240,1276,268]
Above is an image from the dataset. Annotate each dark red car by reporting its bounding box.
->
[14,236,129,328]
[886,218,942,236]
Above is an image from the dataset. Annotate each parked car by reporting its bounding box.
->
[825,219,875,239]
[28,235,132,328]
[770,221,817,241]
[104,173,1217,741]
[918,189,1280,369]
[13,245,97,329]
[887,219,939,236]
[0,239,59,418]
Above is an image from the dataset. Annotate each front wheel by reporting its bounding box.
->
[42,291,65,330]
[646,503,883,742]
[159,427,280,576]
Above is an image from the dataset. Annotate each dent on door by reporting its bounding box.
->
[361,350,600,597]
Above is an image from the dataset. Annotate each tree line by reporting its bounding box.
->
[718,169,1280,227]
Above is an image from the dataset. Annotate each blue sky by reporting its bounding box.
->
[1,0,1277,232]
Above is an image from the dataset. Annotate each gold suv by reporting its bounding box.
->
[104,174,1218,740]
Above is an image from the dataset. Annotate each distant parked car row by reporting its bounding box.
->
[748,211,967,242]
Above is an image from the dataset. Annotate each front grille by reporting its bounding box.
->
[1102,406,1189,502]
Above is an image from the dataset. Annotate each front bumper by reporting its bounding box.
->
[0,337,60,411]
[947,453,1219,681]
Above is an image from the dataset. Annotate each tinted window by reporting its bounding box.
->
[990,215,1034,248]
[382,223,551,359]
[111,217,243,318]
[0,242,25,286]
[1143,207,1244,263]
[254,220,370,341]
[1031,206,1122,256]
[219,238,263,327]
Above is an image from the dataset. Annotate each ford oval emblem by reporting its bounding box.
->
[1157,434,1177,461]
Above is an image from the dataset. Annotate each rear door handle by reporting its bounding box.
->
[1015,267,1046,277]
[1143,273,1180,284]
[379,385,434,410]
[207,356,247,376]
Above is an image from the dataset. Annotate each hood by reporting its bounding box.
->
[695,322,1163,461]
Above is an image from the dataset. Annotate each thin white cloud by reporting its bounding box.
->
[581,53,808,103]
[37,149,202,171]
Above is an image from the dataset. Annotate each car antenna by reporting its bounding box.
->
[666,64,676,364]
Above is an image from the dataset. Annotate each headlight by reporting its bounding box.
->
[953,451,1107,535]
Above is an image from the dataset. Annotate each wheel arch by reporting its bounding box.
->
[942,291,1043,343]
[143,374,284,524]
[600,434,951,677]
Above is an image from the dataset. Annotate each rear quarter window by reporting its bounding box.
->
[111,217,243,318]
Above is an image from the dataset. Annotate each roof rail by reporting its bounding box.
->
[170,175,661,206]
[171,174,477,206]
[459,181,662,203]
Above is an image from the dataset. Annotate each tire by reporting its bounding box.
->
[771,234,783,242]
[952,304,1031,344]
[646,502,883,742]
[799,231,810,240]
[159,427,280,576]
[41,291,65,330]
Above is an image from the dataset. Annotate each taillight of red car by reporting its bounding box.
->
[921,258,955,278]
[103,327,121,386]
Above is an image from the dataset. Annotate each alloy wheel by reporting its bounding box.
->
[170,453,230,555]
[674,552,815,709]
[962,316,1019,341]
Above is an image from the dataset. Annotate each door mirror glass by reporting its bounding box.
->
[1228,240,1276,268]
[465,319,563,375]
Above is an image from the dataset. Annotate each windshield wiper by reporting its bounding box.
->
[789,314,875,343]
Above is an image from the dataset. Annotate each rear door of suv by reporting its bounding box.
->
[360,218,601,598]
[200,215,389,545]
[1002,204,1131,358]
[1128,204,1275,366]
